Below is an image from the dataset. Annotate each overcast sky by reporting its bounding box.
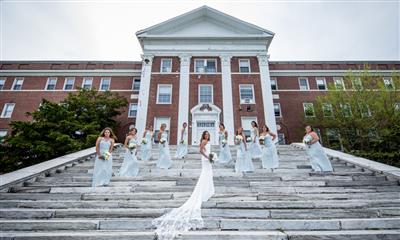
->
[1,0,399,61]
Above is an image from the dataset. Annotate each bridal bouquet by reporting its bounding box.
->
[303,135,313,145]
[246,137,252,143]
[128,142,137,152]
[209,152,218,164]
[180,140,185,145]
[99,151,111,160]
[235,135,243,145]
[259,135,265,145]
[159,138,167,147]
[141,138,147,144]
[221,139,227,147]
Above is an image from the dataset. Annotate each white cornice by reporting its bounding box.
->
[0,69,141,77]
[270,69,397,77]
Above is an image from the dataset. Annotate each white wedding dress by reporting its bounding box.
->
[152,142,215,240]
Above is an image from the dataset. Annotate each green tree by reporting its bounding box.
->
[304,67,400,167]
[0,89,128,173]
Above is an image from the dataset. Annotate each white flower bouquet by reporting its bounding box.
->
[246,137,252,143]
[159,138,167,147]
[209,152,218,164]
[221,139,227,147]
[259,135,265,145]
[303,135,313,145]
[141,138,147,144]
[128,142,137,151]
[99,151,111,160]
[180,140,185,145]
[235,135,243,145]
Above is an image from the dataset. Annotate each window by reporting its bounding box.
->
[352,78,363,90]
[239,59,250,73]
[128,103,138,118]
[195,59,216,73]
[100,77,111,91]
[383,77,394,89]
[270,77,278,90]
[63,77,75,90]
[395,103,400,111]
[1,103,15,118]
[326,128,341,148]
[160,59,172,73]
[278,133,285,145]
[333,77,345,90]
[239,84,255,104]
[199,85,213,103]
[359,104,371,117]
[0,129,7,138]
[322,103,333,117]
[82,77,93,90]
[316,78,326,90]
[0,78,5,90]
[303,103,315,117]
[241,117,257,137]
[45,77,57,90]
[12,77,24,90]
[341,103,352,117]
[298,78,309,90]
[274,103,281,117]
[132,79,141,91]
[157,85,172,104]
[154,117,170,143]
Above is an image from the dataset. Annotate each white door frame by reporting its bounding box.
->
[190,103,221,145]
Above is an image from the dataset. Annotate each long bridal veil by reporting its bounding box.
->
[152,143,214,240]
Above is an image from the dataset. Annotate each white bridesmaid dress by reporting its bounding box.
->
[118,137,139,177]
[175,129,188,159]
[235,139,254,173]
[92,138,113,187]
[249,128,263,159]
[260,133,279,169]
[141,130,153,161]
[157,131,172,169]
[218,131,232,164]
[304,134,333,172]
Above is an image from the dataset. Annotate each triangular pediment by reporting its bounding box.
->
[136,5,274,39]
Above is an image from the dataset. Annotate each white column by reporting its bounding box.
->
[257,54,278,140]
[177,54,191,144]
[136,54,154,139]
[220,55,235,145]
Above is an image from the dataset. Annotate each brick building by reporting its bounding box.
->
[0,6,399,144]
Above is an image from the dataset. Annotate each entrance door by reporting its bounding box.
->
[196,121,217,145]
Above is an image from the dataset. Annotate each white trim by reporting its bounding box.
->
[351,77,363,90]
[239,84,255,104]
[156,84,173,104]
[273,102,282,117]
[82,77,93,90]
[128,103,138,118]
[160,58,173,73]
[63,77,75,91]
[270,77,278,90]
[238,59,251,73]
[45,77,57,91]
[383,77,394,89]
[0,129,8,137]
[0,69,141,77]
[194,58,217,73]
[298,77,310,90]
[11,77,24,90]
[176,54,191,144]
[316,77,327,90]
[322,103,333,117]
[1,103,15,118]
[0,77,6,90]
[340,103,352,117]
[132,78,141,91]
[269,69,396,77]
[220,55,235,145]
[99,77,111,91]
[198,84,214,104]
[303,102,315,117]
[333,77,346,90]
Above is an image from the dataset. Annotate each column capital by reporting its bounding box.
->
[141,54,154,65]
[219,54,232,66]
[179,54,191,66]
[257,54,269,66]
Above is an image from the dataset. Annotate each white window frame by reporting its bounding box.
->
[298,77,309,90]
[274,103,282,117]
[198,84,213,104]
[270,77,278,90]
[341,103,352,117]
[128,103,138,118]
[154,117,171,142]
[352,77,363,90]
[239,84,255,104]
[383,77,394,89]
[63,77,75,91]
[99,77,111,91]
[322,103,333,117]
[241,116,257,137]
[45,77,58,90]
[1,103,15,118]
[194,59,217,73]
[359,103,372,117]
[303,103,315,117]
[0,129,7,138]
[132,78,141,91]
[333,77,346,90]
[160,58,172,73]
[156,84,172,104]
[12,77,24,90]
[82,77,93,90]
[239,59,251,73]
[316,77,327,90]
[0,77,5,90]
[278,133,285,145]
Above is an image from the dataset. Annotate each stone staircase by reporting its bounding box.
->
[1,145,400,239]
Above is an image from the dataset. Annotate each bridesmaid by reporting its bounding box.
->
[235,127,254,173]
[175,122,188,159]
[92,127,115,187]
[141,125,153,161]
[218,123,232,165]
[157,123,172,169]
[118,127,139,177]
[249,121,263,159]
[260,125,279,169]
[303,125,333,172]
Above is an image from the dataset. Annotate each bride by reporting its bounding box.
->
[152,131,215,240]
